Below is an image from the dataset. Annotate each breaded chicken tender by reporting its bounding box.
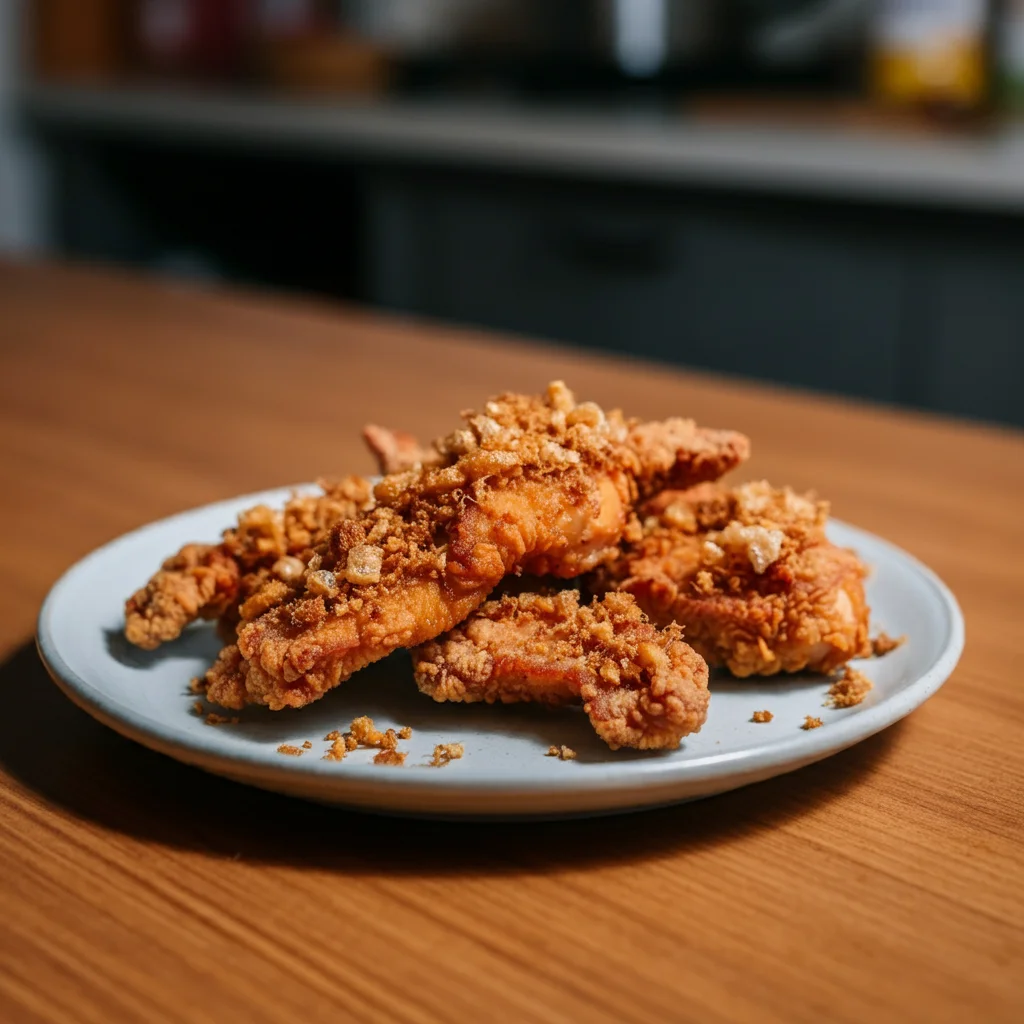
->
[412,589,709,750]
[596,481,870,677]
[124,477,373,649]
[204,382,748,710]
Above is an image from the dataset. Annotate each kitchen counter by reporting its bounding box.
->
[0,261,1021,1023]
[23,81,1024,213]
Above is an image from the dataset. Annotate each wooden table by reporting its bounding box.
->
[1,262,1021,1024]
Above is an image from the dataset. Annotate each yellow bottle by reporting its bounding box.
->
[871,0,990,116]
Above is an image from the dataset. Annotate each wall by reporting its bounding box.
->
[0,0,48,254]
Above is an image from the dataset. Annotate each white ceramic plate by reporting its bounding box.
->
[37,485,963,818]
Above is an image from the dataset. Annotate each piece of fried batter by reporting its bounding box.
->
[595,481,870,677]
[204,382,747,711]
[124,477,373,650]
[412,589,709,750]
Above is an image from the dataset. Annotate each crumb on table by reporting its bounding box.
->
[301,740,313,749]
[801,716,824,731]
[398,726,413,740]
[826,668,874,709]
[751,710,774,723]
[277,744,305,757]
[871,632,906,657]
[373,749,407,767]
[429,743,464,767]
[546,745,578,761]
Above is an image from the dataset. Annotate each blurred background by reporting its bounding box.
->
[3,0,1024,427]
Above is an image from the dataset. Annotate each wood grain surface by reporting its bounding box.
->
[0,261,1021,1024]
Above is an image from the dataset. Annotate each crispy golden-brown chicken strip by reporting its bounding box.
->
[595,481,869,677]
[412,588,709,750]
[124,477,373,649]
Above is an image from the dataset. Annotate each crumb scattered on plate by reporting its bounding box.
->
[277,744,305,756]
[301,740,313,749]
[205,712,239,726]
[323,738,347,762]
[826,668,874,708]
[547,745,577,761]
[751,710,773,723]
[191,701,205,716]
[350,715,399,751]
[429,743,464,767]
[320,716,412,763]
[871,632,906,657]
[801,716,823,731]
[188,678,205,694]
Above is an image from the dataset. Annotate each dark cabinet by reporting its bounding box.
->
[365,173,907,406]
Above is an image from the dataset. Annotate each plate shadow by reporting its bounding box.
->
[4,639,909,877]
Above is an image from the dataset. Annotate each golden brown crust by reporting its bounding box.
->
[125,543,241,650]
[596,481,870,678]
[124,477,373,649]
[412,589,709,750]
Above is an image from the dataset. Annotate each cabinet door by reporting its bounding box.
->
[365,175,906,403]
[669,211,905,402]
[920,245,1024,427]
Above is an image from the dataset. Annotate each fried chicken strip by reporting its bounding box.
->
[595,481,870,677]
[124,477,373,649]
[204,381,748,710]
[412,589,709,750]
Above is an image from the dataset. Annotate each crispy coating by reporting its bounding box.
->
[124,477,373,649]
[205,382,746,711]
[412,589,710,750]
[596,481,870,677]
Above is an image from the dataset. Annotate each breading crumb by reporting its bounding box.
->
[277,744,305,756]
[546,744,578,760]
[322,738,346,762]
[204,712,239,726]
[301,740,313,749]
[825,668,874,709]
[871,632,906,657]
[188,678,205,694]
[801,716,824,730]
[191,701,205,715]
[321,716,410,765]
[751,710,773,723]
[347,716,401,751]
[429,743,464,767]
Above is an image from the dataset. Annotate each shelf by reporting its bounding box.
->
[22,82,1024,212]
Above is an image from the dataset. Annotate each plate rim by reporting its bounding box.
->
[35,485,966,805]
